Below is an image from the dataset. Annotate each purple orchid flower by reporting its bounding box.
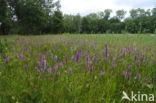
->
[75,51,82,62]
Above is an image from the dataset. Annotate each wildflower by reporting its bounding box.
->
[100,70,105,76]
[65,56,69,63]
[132,48,137,51]
[135,73,141,80]
[143,77,148,83]
[134,54,139,60]
[37,61,41,66]
[24,64,28,69]
[75,51,82,62]
[4,56,9,63]
[122,48,127,55]
[93,56,98,62]
[111,61,116,68]
[84,69,87,73]
[42,60,46,69]
[18,53,26,61]
[123,72,131,80]
[47,68,52,74]
[42,55,46,60]
[58,62,63,68]
[128,64,133,69]
[127,72,131,80]
[137,60,140,66]
[53,56,58,62]
[53,66,57,73]
[89,66,93,73]
[142,55,146,61]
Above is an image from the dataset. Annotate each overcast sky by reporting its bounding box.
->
[60,0,155,16]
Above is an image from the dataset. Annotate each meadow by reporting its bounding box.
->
[0,34,156,103]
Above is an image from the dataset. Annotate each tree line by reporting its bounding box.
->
[0,0,156,35]
[64,8,156,34]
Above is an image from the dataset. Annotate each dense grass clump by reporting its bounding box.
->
[0,34,156,103]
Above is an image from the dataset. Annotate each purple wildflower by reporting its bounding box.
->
[18,53,26,61]
[137,60,140,66]
[24,64,28,69]
[37,61,41,66]
[4,56,9,63]
[89,66,93,73]
[42,60,46,69]
[93,56,98,62]
[122,48,127,56]
[42,55,46,60]
[47,68,52,74]
[127,72,131,80]
[53,66,57,73]
[37,69,41,73]
[143,77,148,83]
[135,73,141,80]
[65,56,69,63]
[128,64,133,69]
[123,72,131,80]
[111,61,116,68]
[58,62,63,68]
[100,70,105,76]
[132,48,137,51]
[84,69,87,73]
[53,56,58,62]
[134,54,139,60]
[141,55,146,61]
[75,51,82,62]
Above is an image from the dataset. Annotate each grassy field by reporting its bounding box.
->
[0,34,156,103]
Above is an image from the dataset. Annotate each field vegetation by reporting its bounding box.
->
[0,34,156,103]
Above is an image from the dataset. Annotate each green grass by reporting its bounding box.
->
[0,34,156,103]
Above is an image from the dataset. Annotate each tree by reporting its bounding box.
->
[52,10,64,34]
[0,0,11,34]
[63,14,73,33]
[130,9,139,19]
[81,17,90,33]
[145,9,151,16]
[98,9,112,19]
[97,19,109,33]
[152,8,156,16]
[7,0,61,34]
[137,8,146,17]
[116,10,126,21]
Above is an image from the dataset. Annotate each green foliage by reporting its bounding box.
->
[116,9,126,20]
[1,0,62,35]
[0,39,8,55]
[15,0,48,34]
[64,7,156,34]
[0,1,156,35]
[52,11,64,34]
[0,0,11,34]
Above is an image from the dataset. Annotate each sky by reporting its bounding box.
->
[60,0,155,16]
